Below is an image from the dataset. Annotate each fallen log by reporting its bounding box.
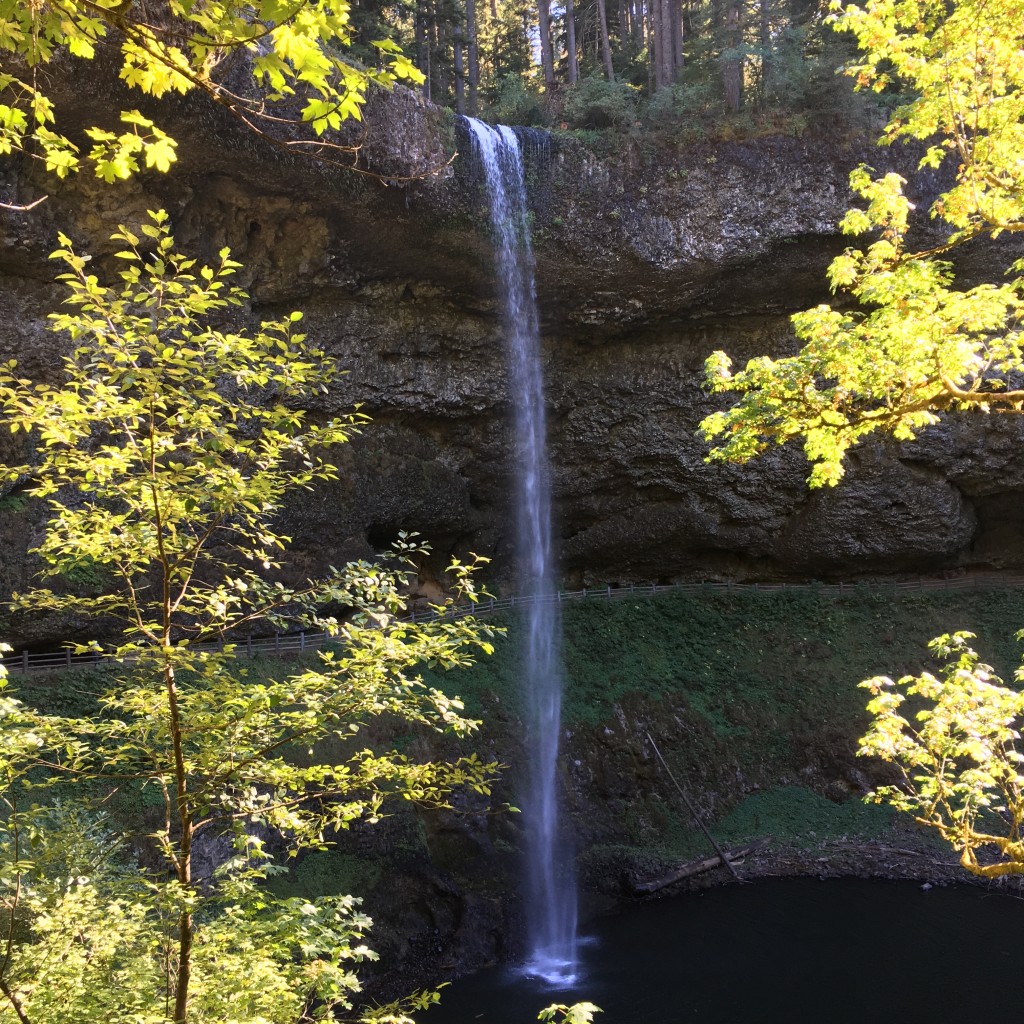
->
[645,731,742,883]
[632,840,770,894]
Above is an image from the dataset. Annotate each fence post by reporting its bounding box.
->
[300,631,305,652]
[247,634,253,656]
[607,584,611,598]
[66,649,71,669]
[274,632,280,654]
[22,650,28,673]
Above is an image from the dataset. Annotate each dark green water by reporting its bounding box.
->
[426,878,1021,1023]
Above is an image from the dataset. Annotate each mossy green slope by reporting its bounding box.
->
[431,585,1024,727]
[425,585,1024,874]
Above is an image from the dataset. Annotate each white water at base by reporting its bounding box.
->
[463,117,578,986]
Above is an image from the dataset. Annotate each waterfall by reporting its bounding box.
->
[463,117,578,985]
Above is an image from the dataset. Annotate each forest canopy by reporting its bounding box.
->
[0,0,873,206]
[343,0,865,128]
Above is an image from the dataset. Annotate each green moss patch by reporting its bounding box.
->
[427,585,1024,734]
[267,850,382,900]
[714,785,895,846]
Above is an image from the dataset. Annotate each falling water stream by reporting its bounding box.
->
[464,117,578,984]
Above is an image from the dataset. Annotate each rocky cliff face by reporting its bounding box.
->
[2,83,1023,644]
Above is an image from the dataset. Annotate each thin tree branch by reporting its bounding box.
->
[0,195,48,213]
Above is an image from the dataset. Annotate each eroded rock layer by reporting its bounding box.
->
[2,84,1023,644]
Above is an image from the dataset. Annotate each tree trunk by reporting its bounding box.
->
[722,2,742,111]
[681,0,693,46]
[632,841,768,894]
[415,0,430,99]
[597,0,615,80]
[436,15,449,104]
[489,0,501,81]
[566,0,579,84]
[0,980,32,1024]
[466,0,479,113]
[670,0,684,73]
[759,0,772,101]
[454,25,465,113]
[166,656,195,1024]
[649,0,662,90]
[658,0,673,88]
[537,0,556,85]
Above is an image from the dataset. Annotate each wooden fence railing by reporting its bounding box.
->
[4,573,1023,676]
[1,629,331,677]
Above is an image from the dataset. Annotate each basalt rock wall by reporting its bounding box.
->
[2,83,1023,644]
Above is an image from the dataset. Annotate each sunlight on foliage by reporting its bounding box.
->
[700,0,1024,486]
[859,632,1024,878]
[0,216,500,1024]
[538,1003,603,1024]
[696,0,1024,883]
[0,0,425,198]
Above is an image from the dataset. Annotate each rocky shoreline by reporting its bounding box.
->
[358,821,984,1006]
[658,834,973,894]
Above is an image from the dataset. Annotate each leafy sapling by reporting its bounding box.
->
[0,213,500,1024]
